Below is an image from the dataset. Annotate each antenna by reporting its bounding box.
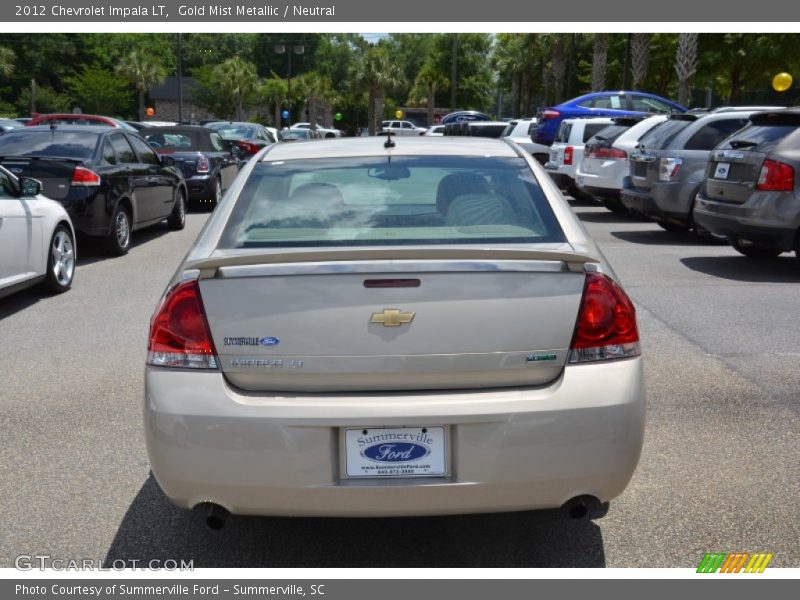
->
[383,130,395,149]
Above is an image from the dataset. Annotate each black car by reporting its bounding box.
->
[141,125,240,206]
[204,121,276,158]
[0,125,187,255]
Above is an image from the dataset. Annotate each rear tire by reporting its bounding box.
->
[44,224,75,294]
[731,238,783,259]
[106,204,131,255]
[211,177,222,208]
[601,197,628,213]
[168,188,186,230]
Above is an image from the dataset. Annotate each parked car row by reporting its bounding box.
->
[541,106,800,262]
[0,110,365,298]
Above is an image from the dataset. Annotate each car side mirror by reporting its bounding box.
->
[19,177,42,197]
[160,155,176,167]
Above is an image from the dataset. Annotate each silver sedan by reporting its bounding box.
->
[144,136,645,528]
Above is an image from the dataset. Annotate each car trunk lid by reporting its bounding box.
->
[192,246,597,392]
[0,156,81,201]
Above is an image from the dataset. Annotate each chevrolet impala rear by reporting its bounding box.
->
[144,137,645,525]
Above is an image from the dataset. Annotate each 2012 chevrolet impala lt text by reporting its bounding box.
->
[143,136,645,526]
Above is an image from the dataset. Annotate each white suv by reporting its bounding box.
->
[575,115,668,211]
[545,118,615,196]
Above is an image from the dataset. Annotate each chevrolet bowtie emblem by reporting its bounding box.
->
[369,309,415,327]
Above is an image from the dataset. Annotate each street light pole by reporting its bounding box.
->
[275,43,304,127]
[177,33,183,124]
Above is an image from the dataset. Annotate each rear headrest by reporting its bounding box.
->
[435,173,491,215]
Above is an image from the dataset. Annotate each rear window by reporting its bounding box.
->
[717,124,800,153]
[587,124,631,146]
[207,123,256,140]
[219,156,565,249]
[583,123,610,143]
[638,118,693,150]
[555,122,572,143]
[0,131,99,160]
[684,118,749,151]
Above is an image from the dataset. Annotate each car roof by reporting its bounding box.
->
[140,125,211,133]
[206,121,260,127]
[16,125,115,134]
[261,136,520,160]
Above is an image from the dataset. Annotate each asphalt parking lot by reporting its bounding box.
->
[1,200,798,568]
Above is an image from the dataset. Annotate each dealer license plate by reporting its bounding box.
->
[714,162,731,179]
[344,427,447,478]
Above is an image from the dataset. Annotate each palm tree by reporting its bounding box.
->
[0,46,15,78]
[550,35,568,104]
[213,56,258,121]
[260,75,288,127]
[352,45,402,135]
[410,61,449,126]
[294,71,336,128]
[675,33,699,106]
[492,34,525,117]
[631,34,651,90]
[592,34,609,92]
[116,51,166,121]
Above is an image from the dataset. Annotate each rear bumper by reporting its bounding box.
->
[621,182,691,223]
[694,192,799,249]
[544,168,574,189]
[184,174,214,200]
[144,358,645,517]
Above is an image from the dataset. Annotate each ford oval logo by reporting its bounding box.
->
[260,337,280,346]
[362,442,430,463]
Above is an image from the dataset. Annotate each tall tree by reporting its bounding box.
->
[214,56,258,121]
[352,44,402,135]
[592,34,609,92]
[66,65,132,116]
[550,35,568,104]
[675,33,699,106]
[259,75,288,127]
[116,50,167,121]
[410,61,449,125]
[0,46,15,78]
[630,33,651,90]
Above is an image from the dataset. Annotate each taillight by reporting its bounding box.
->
[564,146,574,165]
[147,279,217,369]
[569,273,640,364]
[540,109,561,121]
[236,140,261,155]
[587,147,627,160]
[197,155,211,173]
[71,166,101,186]
[658,157,683,182]
[756,159,794,191]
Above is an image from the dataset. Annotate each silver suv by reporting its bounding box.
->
[694,109,800,260]
[620,111,756,240]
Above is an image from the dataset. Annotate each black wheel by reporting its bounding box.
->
[44,224,75,293]
[106,203,131,255]
[168,188,186,230]
[601,197,628,213]
[731,238,783,259]
[656,220,691,232]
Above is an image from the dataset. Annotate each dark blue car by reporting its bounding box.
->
[533,91,687,145]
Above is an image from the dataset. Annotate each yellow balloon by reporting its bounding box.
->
[395,110,403,119]
[772,72,793,92]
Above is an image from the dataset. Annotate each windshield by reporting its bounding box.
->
[219,155,565,248]
[206,123,256,140]
[0,131,100,160]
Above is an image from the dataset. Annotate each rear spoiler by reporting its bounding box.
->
[749,111,800,126]
[0,155,84,164]
[188,247,600,277]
